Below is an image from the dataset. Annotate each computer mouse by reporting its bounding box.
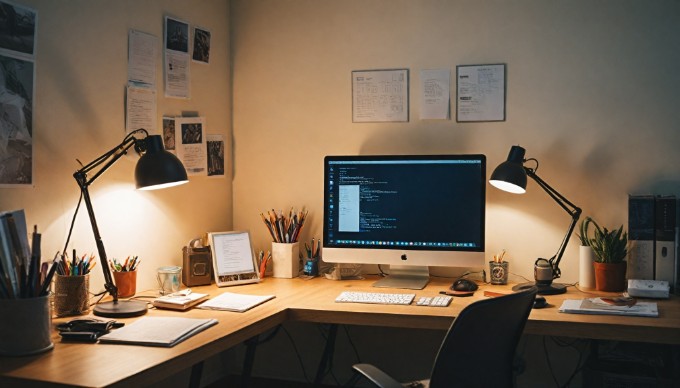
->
[533,296,547,309]
[451,278,478,292]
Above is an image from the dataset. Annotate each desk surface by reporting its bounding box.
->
[1,276,679,387]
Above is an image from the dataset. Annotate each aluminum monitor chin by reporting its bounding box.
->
[322,154,486,289]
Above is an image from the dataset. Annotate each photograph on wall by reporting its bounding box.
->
[165,17,188,53]
[162,116,176,151]
[0,1,36,58]
[206,134,224,177]
[0,54,33,186]
[192,27,210,64]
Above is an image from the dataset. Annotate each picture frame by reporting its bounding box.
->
[208,231,260,287]
[456,64,506,122]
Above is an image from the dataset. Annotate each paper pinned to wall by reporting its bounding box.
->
[125,86,156,134]
[352,69,409,123]
[128,29,157,87]
[175,117,207,176]
[420,69,450,120]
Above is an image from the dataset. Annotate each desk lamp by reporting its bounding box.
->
[73,129,188,317]
[489,145,581,295]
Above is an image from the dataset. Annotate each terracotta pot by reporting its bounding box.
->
[593,261,627,292]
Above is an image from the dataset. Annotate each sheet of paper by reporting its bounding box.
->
[199,292,275,312]
[126,86,156,134]
[128,29,157,87]
[164,16,190,99]
[420,69,450,120]
[212,232,254,275]
[174,117,207,176]
[456,64,505,122]
[352,69,408,122]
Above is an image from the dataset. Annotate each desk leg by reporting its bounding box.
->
[241,335,260,388]
[189,361,204,388]
[314,324,338,387]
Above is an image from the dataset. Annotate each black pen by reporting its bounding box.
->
[39,253,62,297]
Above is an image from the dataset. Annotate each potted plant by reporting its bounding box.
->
[582,217,628,291]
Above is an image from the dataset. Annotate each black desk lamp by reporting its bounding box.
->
[73,129,188,317]
[489,145,581,295]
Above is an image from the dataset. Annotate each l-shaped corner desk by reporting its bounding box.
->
[1,276,679,387]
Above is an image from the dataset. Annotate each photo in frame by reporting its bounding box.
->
[208,231,260,287]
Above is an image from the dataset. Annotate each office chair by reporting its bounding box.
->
[352,286,538,388]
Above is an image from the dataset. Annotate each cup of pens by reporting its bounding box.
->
[111,256,139,298]
[303,238,321,277]
[260,208,307,278]
[489,250,509,285]
[53,251,95,316]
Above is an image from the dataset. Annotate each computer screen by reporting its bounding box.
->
[322,154,486,289]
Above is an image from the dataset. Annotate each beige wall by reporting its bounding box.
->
[232,0,680,283]
[0,0,232,293]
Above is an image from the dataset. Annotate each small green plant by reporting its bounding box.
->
[584,217,628,263]
[577,217,595,246]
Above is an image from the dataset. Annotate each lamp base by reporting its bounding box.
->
[93,300,148,318]
[512,281,567,295]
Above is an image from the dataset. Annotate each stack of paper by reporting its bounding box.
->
[559,298,658,317]
[153,292,209,311]
[198,292,275,312]
[98,317,218,347]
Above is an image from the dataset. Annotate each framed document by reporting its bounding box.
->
[456,64,506,122]
[208,231,260,287]
[352,69,409,123]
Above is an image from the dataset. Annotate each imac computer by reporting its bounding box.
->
[322,154,486,290]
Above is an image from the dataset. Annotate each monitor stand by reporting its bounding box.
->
[372,265,429,290]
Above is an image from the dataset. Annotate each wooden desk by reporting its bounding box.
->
[1,276,679,387]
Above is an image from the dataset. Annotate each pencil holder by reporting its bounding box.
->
[54,274,90,317]
[489,261,509,285]
[113,270,137,298]
[272,242,300,278]
[0,294,54,356]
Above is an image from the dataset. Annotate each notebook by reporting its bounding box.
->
[98,316,218,347]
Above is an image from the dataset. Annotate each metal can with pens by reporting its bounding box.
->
[303,238,320,277]
[489,250,509,285]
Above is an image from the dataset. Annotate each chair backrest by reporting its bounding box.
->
[428,286,537,388]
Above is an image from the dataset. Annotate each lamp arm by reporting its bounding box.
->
[525,168,581,279]
[72,132,146,303]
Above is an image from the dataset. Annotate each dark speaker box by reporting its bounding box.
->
[182,246,213,286]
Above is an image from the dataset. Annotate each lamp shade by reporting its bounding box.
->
[134,135,188,190]
[489,145,527,194]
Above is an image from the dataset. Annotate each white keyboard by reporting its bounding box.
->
[335,291,416,305]
[416,295,452,307]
